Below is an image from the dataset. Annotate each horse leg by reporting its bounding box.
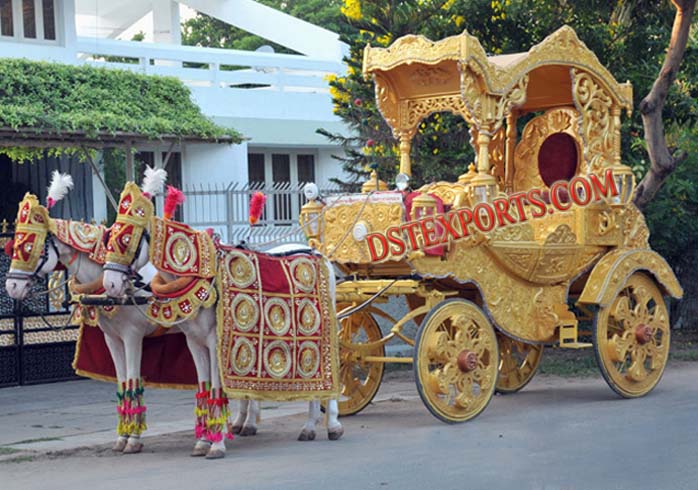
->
[239,400,259,436]
[185,335,212,457]
[205,331,231,460]
[231,399,248,435]
[298,400,321,441]
[102,331,129,451]
[122,333,146,454]
[326,399,344,440]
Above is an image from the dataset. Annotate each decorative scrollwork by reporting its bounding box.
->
[572,69,615,174]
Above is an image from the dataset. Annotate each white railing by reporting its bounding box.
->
[183,181,342,246]
[74,37,343,93]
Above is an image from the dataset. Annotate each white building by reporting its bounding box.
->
[0,0,351,238]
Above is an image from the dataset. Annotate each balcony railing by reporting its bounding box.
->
[76,38,342,93]
[182,181,342,246]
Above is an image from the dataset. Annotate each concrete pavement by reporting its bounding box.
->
[1,363,697,490]
[0,369,417,453]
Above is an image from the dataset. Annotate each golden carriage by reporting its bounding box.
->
[299,26,683,423]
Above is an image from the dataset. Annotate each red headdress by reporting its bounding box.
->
[164,185,185,220]
[249,192,266,225]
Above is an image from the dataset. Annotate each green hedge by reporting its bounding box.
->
[0,58,241,142]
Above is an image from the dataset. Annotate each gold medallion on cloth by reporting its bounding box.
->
[216,248,339,401]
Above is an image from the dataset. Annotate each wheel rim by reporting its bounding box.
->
[335,303,384,416]
[594,273,670,397]
[496,333,543,393]
[415,300,498,423]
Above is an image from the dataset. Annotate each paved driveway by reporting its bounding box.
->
[1,363,697,490]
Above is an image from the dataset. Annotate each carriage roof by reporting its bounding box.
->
[362,25,632,140]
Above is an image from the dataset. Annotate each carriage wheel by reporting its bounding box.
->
[495,332,543,394]
[593,272,670,398]
[414,299,498,424]
[331,303,385,416]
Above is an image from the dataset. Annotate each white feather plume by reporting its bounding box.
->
[141,165,167,197]
[46,170,74,208]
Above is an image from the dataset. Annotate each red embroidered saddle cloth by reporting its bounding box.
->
[216,247,339,401]
[52,220,109,264]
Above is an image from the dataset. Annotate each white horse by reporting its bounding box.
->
[5,217,157,455]
[102,233,344,458]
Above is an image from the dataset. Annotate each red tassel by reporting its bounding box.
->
[249,192,266,225]
[164,185,185,220]
[4,238,14,257]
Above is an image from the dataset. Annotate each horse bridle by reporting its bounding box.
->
[103,229,150,288]
[6,235,60,284]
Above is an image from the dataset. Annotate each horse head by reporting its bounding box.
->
[5,193,61,300]
[103,182,155,298]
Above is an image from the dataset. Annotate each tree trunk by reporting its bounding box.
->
[633,0,696,209]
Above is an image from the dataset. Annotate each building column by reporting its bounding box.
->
[152,0,181,45]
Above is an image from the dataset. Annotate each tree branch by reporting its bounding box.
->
[633,0,696,209]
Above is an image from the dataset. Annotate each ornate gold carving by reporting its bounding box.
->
[460,69,528,137]
[621,204,650,250]
[544,224,577,245]
[572,69,615,174]
[321,194,404,264]
[416,182,467,207]
[365,26,632,167]
[412,245,566,342]
[400,94,473,138]
[577,248,684,306]
[409,66,451,86]
[513,107,581,192]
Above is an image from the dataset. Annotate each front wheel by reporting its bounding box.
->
[414,299,498,424]
[593,272,670,398]
[330,304,385,416]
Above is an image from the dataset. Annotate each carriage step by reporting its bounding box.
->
[556,308,592,349]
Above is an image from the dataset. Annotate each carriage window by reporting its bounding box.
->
[22,0,35,38]
[537,132,578,187]
[0,0,13,36]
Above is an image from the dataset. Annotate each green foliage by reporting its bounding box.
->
[0,146,86,164]
[324,0,481,189]
[325,0,698,264]
[643,124,698,269]
[103,148,126,224]
[0,58,242,153]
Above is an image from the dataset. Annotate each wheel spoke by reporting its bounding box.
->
[595,273,670,398]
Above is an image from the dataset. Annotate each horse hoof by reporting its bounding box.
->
[240,426,257,437]
[328,426,344,441]
[297,429,316,441]
[231,425,243,435]
[112,438,128,452]
[205,449,225,460]
[191,441,210,457]
[122,442,143,454]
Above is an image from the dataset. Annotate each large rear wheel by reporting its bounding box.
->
[593,272,670,398]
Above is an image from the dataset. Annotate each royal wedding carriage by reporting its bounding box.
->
[298,26,683,423]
